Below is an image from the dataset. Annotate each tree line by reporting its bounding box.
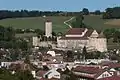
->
[103,28,120,43]
[0,9,102,19]
[1,7,120,20]
[103,7,120,19]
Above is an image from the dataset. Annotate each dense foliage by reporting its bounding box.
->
[0,9,102,20]
[0,68,34,80]
[71,14,87,28]
[103,28,120,43]
[103,7,120,19]
[0,25,28,50]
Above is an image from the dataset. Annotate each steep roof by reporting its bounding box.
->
[98,32,106,38]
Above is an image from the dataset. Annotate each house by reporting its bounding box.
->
[72,65,120,80]
[36,69,60,80]
[47,51,56,57]
[36,70,48,79]
[97,75,120,80]
[1,61,24,69]
[43,69,61,79]
[57,28,107,52]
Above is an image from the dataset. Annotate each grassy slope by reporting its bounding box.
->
[0,15,120,33]
[84,15,120,30]
[0,16,71,33]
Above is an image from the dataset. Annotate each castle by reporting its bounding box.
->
[57,28,107,52]
[33,21,107,52]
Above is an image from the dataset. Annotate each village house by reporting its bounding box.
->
[72,62,120,80]
[36,68,60,80]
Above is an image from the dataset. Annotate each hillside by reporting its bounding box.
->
[0,16,71,33]
[0,15,120,33]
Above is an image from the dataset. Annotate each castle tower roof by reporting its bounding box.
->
[98,32,105,38]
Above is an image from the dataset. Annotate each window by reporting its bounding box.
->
[54,75,59,76]
[102,73,109,78]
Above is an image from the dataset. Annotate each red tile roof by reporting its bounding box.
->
[97,76,120,80]
[60,28,94,40]
[66,28,85,35]
[102,62,120,69]
[59,37,88,40]
[36,70,47,77]
[73,66,103,74]
[83,29,94,37]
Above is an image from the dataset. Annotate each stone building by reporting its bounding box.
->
[57,28,107,52]
[45,20,52,38]
[32,20,52,47]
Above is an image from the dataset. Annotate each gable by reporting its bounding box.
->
[96,71,112,79]
[90,30,99,38]
[43,69,60,79]
[44,69,60,77]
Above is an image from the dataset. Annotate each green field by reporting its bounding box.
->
[0,16,71,33]
[0,15,120,33]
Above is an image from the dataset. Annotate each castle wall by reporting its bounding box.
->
[88,38,107,52]
[33,37,39,47]
[57,39,89,49]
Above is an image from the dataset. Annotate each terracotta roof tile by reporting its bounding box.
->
[36,70,47,77]
[102,62,120,68]
[73,66,103,74]
[98,76,120,80]
[59,37,89,40]
[66,28,85,35]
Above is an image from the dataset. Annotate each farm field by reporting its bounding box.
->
[0,15,120,33]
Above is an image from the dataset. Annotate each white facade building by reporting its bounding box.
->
[33,37,39,47]
[57,28,107,52]
[45,21,52,37]
[43,69,60,79]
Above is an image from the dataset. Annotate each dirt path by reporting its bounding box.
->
[64,17,75,28]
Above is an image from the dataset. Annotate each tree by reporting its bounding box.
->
[15,70,34,80]
[66,50,74,61]
[82,8,89,15]
[71,14,87,28]
[35,29,44,36]
[103,28,116,39]
[52,31,56,36]
[66,51,73,58]
[82,46,87,60]
[24,55,30,64]
[113,30,120,43]
[94,10,101,15]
